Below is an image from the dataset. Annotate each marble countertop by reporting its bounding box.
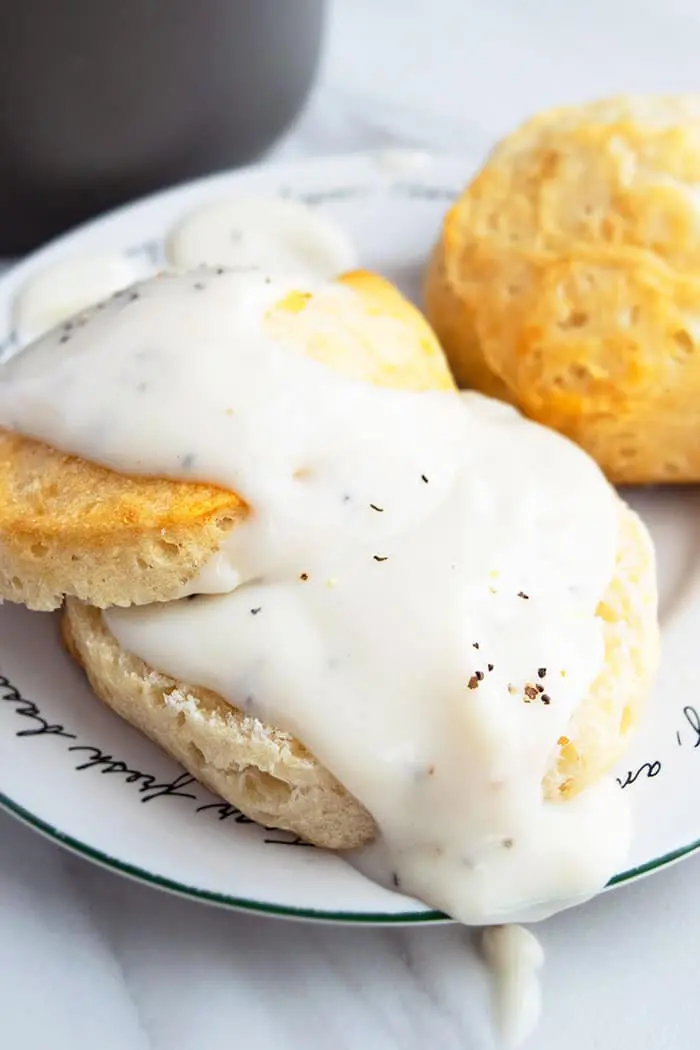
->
[3,2,700,1047]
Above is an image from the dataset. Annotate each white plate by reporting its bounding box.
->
[0,151,697,924]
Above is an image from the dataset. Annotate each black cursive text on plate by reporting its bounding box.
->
[611,703,700,791]
[0,675,308,846]
[0,675,77,740]
[616,760,662,789]
[393,181,459,202]
[679,705,700,748]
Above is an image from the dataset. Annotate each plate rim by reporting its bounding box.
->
[0,790,445,924]
[0,146,472,292]
[2,787,698,923]
[0,148,691,924]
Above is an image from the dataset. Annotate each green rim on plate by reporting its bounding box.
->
[1,788,698,923]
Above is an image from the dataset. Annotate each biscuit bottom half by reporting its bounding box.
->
[62,501,658,851]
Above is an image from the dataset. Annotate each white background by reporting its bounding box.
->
[2,2,699,1047]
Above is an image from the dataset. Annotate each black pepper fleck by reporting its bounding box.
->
[299,572,309,581]
[518,591,530,600]
[128,290,140,303]
[421,474,429,484]
[342,494,352,503]
[537,667,547,678]
[369,504,384,512]
[475,670,484,681]
[487,663,494,672]
[392,872,401,888]
[373,555,388,562]
[541,694,551,705]
[215,266,226,275]
[536,684,544,694]
[472,642,480,650]
[250,607,262,616]
[59,334,70,344]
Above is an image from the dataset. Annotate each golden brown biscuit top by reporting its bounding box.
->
[435,94,700,439]
[0,270,454,610]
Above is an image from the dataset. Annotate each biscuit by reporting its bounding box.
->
[425,94,700,483]
[0,271,455,611]
[62,500,658,849]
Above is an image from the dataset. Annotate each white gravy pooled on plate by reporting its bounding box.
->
[0,269,628,935]
[12,253,138,344]
[167,197,357,277]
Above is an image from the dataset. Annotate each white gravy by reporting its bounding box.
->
[0,268,629,928]
[12,253,138,344]
[481,924,544,1046]
[166,196,357,277]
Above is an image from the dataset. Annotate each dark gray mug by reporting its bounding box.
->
[0,0,326,253]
